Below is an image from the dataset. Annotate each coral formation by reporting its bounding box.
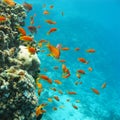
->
[0,67,37,120]
[0,0,40,119]
[17,45,40,78]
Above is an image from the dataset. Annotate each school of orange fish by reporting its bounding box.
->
[0,0,107,118]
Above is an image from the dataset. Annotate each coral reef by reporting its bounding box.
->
[0,67,37,120]
[17,45,40,78]
[0,0,40,119]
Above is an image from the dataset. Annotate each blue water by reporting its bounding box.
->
[16,0,120,119]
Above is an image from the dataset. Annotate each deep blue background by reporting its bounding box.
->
[16,0,120,119]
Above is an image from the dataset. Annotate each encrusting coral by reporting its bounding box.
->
[0,0,40,119]
[0,67,38,120]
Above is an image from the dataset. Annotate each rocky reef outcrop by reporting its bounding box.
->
[0,1,40,119]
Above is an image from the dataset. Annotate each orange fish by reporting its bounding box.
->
[27,46,36,54]
[59,59,66,63]
[38,89,43,96]
[36,104,46,117]
[52,107,57,111]
[45,20,56,24]
[62,73,70,78]
[62,64,70,73]
[42,77,52,84]
[47,54,51,57]
[59,105,65,109]
[39,75,48,80]
[48,98,53,102]
[38,74,52,84]
[72,104,78,110]
[43,10,49,15]
[0,15,6,22]
[41,103,48,107]
[47,43,60,59]
[62,64,70,78]
[91,88,100,95]
[75,81,82,85]
[50,5,54,9]
[36,82,42,89]
[64,68,69,74]
[20,36,33,42]
[74,48,80,51]
[17,27,26,36]
[88,67,93,71]
[54,96,60,101]
[77,70,85,74]
[76,73,81,79]
[30,16,34,25]
[39,39,48,43]
[101,82,106,89]
[37,25,41,28]
[86,49,95,53]
[28,26,37,33]
[79,81,83,84]
[61,47,69,51]
[62,64,67,73]
[53,66,59,70]
[61,11,64,16]
[38,42,43,48]
[78,58,88,64]
[50,87,57,91]
[18,71,25,76]
[23,2,32,12]
[38,39,47,47]
[42,4,46,8]
[58,90,63,95]
[66,99,70,102]
[76,100,80,103]
[67,91,77,95]
[74,81,79,85]
[62,65,70,78]
[54,80,62,85]
[3,0,16,6]
[47,28,57,35]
